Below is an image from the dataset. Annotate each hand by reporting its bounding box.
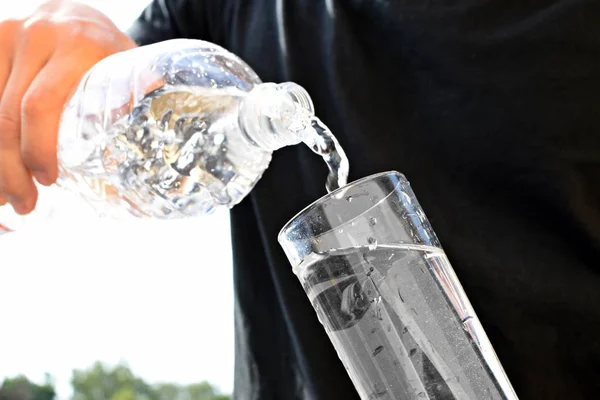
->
[0,0,136,214]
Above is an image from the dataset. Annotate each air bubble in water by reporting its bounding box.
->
[401,191,412,204]
[213,133,225,145]
[367,237,378,250]
[462,316,474,331]
[372,345,384,356]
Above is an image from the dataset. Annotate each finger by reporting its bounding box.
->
[21,54,93,186]
[0,115,36,214]
[0,20,19,95]
[21,29,136,185]
[0,19,54,213]
[0,22,18,212]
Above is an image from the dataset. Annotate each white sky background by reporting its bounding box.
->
[0,1,235,398]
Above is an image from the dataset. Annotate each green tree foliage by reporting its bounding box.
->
[71,362,155,400]
[0,374,56,400]
[71,363,230,400]
[0,364,230,400]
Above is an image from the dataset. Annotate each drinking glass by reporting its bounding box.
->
[278,171,518,400]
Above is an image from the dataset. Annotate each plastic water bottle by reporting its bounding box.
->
[0,39,348,234]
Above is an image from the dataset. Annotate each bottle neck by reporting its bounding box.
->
[239,82,315,152]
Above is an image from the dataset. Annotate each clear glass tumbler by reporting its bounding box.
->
[278,171,518,400]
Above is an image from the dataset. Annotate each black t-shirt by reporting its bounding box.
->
[129,1,600,399]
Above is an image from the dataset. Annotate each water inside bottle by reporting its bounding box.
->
[60,83,350,218]
[0,80,350,229]
[100,84,258,217]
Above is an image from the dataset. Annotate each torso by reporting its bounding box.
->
[205,1,600,398]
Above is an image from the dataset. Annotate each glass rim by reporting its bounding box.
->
[277,170,402,242]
